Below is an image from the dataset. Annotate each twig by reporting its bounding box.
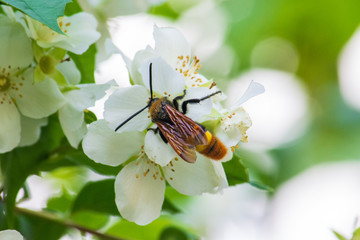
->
[15,206,127,240]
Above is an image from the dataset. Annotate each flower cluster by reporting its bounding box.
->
[0,6,112,152]
[83,26,264,225]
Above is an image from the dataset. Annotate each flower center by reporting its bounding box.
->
[0,75,10,92]
[175,55,204,87]
[39,55,56,75]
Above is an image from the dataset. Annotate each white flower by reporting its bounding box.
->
[0,229,24,240]
[0,15,65,153]
[25,12,100,54]
[215,81,265,147]
[123,25,212,89]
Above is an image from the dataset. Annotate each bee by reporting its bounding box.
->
[115,63,228,163]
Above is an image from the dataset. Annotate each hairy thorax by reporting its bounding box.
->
[149,97,174,123]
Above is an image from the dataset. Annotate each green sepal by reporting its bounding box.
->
[34,64,46,83]
[49,68,68,86]
[59,85,80,93]
[48,47,67,60]
[333,230,348,240]
[32,41,45,62]
[84,110,97,124]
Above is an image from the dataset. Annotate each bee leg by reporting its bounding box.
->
[172,89,187,110]
[148,127,168,143]
[181,90,222,114]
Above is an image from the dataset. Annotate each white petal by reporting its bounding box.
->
[0,94,20,153]
[62,121,87,148]
[56,59,81,85]
[0,230,24,240]
[13,69,65,119]
[104,85,151,132]
[144,131,177,166]
[59,99,85,132]
[163,155,227,195]
[124,46,157,86]
[180,87,214,121]
[209,160,229,192]
[0,15,32,68]
[232,81,265,108]
[115,158,165,225]
[153,25,191,67]
[82,120,144,166]
[139,57,185,97]
[78,80,115,102]
[19,115,48,147]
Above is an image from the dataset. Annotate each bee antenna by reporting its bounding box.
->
[149,63,153,100]
[115,104,149,132]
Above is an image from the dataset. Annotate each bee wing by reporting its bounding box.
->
[156,121,197,163]
[164,105,208,146]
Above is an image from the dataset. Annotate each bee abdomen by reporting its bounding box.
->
[196,131,227,160]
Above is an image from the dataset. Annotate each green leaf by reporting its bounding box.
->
[160,226,198,240]
[333,230,348,240]
[2,0,71,34]
[71,179,120,216]
[352,227,360,240]
[64,0,82,15]
[148,2,179,20]
[106,216,198,240]
[68,44,97,84]
[46,188,73,214]
[222,155,249,186]
[162,197,182,214]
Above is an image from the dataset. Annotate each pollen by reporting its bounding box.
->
[153,174,157,180]
[169,177,173,180]
[231,146,235,152]
[65,22,71,27]
[136,174,139,178]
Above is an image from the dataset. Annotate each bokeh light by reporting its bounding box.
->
[338,25,360,111]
